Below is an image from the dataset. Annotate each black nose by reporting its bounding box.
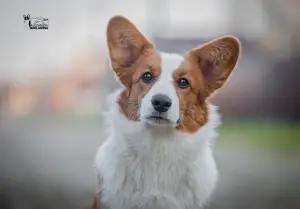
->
[151,94,172,113]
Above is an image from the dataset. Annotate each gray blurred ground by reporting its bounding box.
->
[0,117,300,209]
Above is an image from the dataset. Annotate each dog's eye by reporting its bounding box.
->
[178,78,190,89]
[141,72,154,83]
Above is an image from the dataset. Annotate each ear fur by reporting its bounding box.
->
[106,16,153,81]
[189,36,241,95]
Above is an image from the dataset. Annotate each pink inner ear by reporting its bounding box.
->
[199,58,216,84]
[113,45,140,68]
[121,47,134,67]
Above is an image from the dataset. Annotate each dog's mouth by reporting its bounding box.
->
[145,115,172,125]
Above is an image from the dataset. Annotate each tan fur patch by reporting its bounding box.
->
[175,37,240,133]
[174,56,209,133]
[117,49,161,120]
[106,16,161,120]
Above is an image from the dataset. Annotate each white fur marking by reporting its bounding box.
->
[94,52,220,209]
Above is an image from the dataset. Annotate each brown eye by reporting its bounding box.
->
[141,72,154,83]
[178,78,190,89]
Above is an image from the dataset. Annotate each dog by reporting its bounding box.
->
[93,15,240,209]
[23,14,48,29]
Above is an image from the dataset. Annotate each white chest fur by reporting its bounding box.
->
[94,99,220,209]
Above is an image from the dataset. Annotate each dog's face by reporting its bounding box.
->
[23,14,30,21]
[23,14,31,27]
[107,16,240,133]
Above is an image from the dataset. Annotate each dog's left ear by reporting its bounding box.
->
[189,36,240,96]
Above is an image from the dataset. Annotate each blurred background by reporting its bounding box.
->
[0,0,300,209]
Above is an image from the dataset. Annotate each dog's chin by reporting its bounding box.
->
[143,115,176,127]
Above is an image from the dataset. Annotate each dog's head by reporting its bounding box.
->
[107,16,240,133]
[23,14,30,21]
[23,14,31,28]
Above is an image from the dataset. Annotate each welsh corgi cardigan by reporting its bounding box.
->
[93,16,240,209]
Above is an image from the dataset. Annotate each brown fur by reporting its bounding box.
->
[107,15,240,132]
[173,56,209,133]
[175,37,241,133]
[83,193,99,209]
[107,16,162,120]
[117,50,162,120]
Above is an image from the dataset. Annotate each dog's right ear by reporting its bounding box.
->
[106,16,153,75]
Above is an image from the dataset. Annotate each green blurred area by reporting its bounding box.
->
[220,118,300,150]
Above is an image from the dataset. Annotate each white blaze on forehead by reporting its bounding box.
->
[152,52,183,92]
[159,52,184,80]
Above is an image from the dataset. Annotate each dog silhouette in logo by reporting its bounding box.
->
[23,14,31,28]
[23,14,48,29]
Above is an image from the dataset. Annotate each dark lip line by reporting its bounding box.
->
[146,116,172,123]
